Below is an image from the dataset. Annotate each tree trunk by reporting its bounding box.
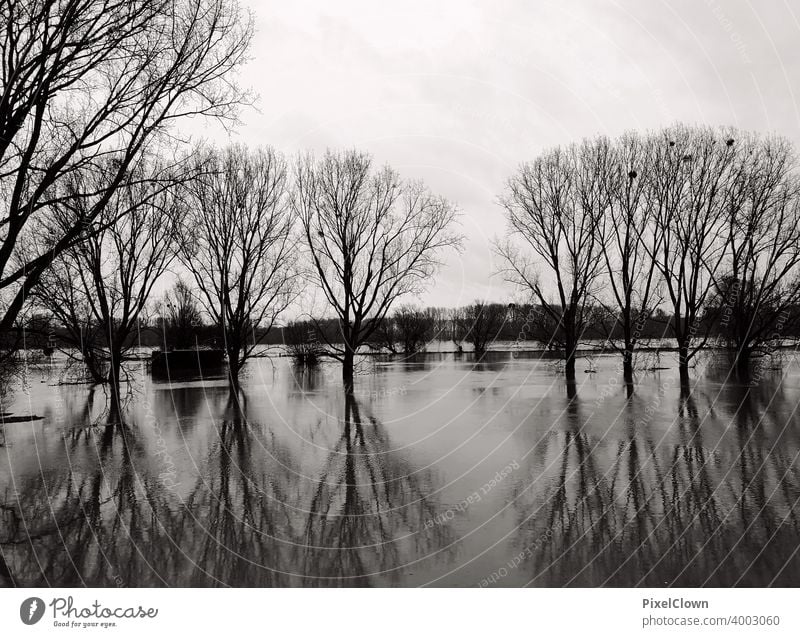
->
[564,327,577,382]
[82,344,106,384]
[228,354,242,395]
[734,345,751,379]
[228,367,241,393]
[343,347,355,393]
[678,342,690,389]
[566,376,578,401]
[565,354,576,380]
[107,353,123,421]
[623,341,634,388]
[226,340,241,390]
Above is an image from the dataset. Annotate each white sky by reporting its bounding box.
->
[191,0,800,310]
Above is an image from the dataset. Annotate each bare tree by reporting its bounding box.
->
[372,316,400,354]
[180,145,298,389]
[0,0,253,335]
[33,160,184,412]
[648,125,735,382]
[393,305,435,354]
[294,150,461,390]
[597,132,663,383]
[496,139,607,380]
[458,301,508,356]
[711,133,800,371]
[158,278,204,350]
[373,305,435,355]
[283,321,326,366]
[439,307,465,351]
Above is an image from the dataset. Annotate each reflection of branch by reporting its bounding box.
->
[298,393,453,586]
[511,390,800,586]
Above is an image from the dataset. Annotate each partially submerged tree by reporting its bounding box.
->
[158,278,204,350]
[294,150,461,390]
[712,133,800,371]
[648,125,735,382]
[371,316,400,354]
[284,321,326,366]
[444,307,465,350]
[0,0,253,336]
[496,139,606,379]
[458,301,507,356]
[393,305,435,354]
[597,132,663,383]
[33,160,184,412]
[373,305,435,354]
[497,125,800,384]
[180,145,298,389]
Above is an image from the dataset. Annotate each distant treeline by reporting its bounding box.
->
[275,301,800,354]
[24,298,800,358]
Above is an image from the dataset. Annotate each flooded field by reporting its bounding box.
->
[1,351,799,587]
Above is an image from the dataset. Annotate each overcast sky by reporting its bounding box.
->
[200,0,800,310]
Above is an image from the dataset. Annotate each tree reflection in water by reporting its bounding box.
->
[297,392,452,586]
[0,395,152,586]
[2,359,799,587]
[0,381,453,586]
[511,380,800,586]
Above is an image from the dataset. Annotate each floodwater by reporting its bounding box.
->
[1,350,799,587]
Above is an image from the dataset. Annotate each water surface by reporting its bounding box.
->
[1,352,798,586]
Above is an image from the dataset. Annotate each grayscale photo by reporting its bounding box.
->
[1,0,800,604]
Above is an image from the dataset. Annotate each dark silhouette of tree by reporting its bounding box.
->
[371,315,400,354]
[394,305,435,354]
[374,305,435,355]
[283,320,326,365]
[496,125,800,382]
[0,0,253,335]
[710,133,800,372]
[596,132,663,384]
[180,145,298,389]
[294,149,461,390]
[32,160,184,413]
[496,139,606,380]
[157,278,204,350]
[647,125,734,382]
[458,301,507,356]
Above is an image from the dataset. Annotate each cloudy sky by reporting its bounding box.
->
[202,0,800,309]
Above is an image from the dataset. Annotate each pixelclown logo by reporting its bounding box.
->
[20,597,45,625]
